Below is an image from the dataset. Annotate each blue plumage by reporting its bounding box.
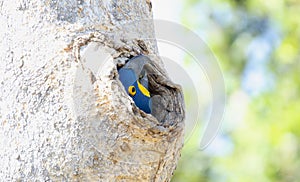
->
[118,56,152,113]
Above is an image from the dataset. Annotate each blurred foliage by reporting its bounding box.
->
[171,0,300,181]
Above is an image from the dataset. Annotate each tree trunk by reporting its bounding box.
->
[0,0,185,181]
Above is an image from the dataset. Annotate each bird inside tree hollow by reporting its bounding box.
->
[118,55,152,114]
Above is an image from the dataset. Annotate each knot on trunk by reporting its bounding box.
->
[71,33,185,181]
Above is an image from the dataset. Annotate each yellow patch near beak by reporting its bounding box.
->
[137,80,150,97]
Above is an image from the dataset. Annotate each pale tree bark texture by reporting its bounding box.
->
[0,0,185,181]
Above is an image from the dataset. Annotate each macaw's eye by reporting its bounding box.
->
[128,86,136,96]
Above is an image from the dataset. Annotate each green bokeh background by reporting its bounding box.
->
[162,0,300,181]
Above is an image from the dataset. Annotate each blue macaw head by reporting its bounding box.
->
[118,65,152,114]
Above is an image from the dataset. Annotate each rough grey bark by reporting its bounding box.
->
[0,0,185,181]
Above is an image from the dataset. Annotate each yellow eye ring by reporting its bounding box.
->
[128,86,136,96]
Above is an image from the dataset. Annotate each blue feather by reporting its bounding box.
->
[118,67,152,113]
